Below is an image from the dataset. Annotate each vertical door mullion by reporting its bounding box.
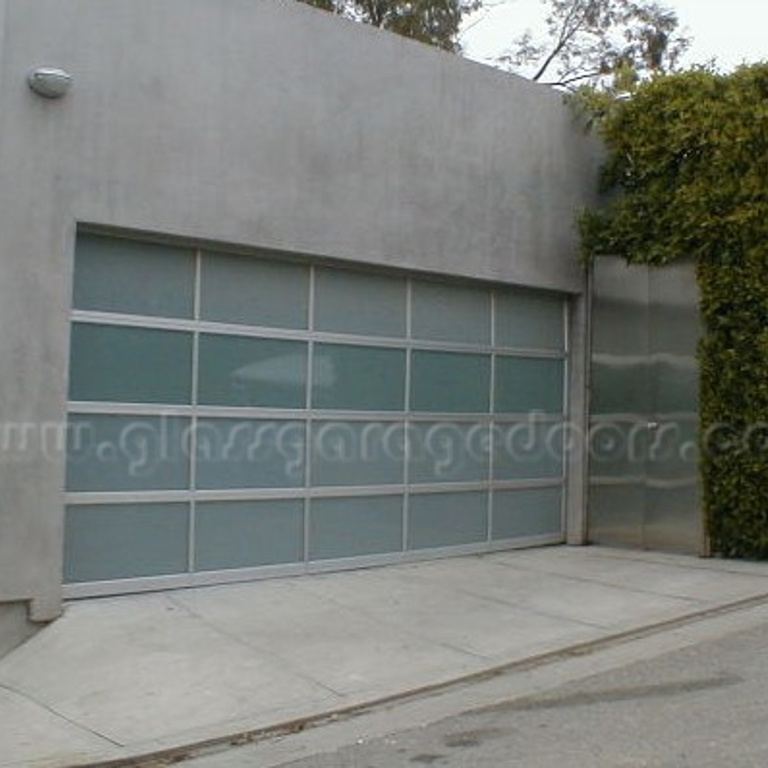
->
[402,278,413,554]
[187,248,203,574]
[487,290,496,545]
[304,265,316,565]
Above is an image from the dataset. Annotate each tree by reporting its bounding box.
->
[497,0,690,90]
[297,0,480,52]
[580,64,768,558]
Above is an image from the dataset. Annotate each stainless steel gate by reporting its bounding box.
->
[588,257,704,554]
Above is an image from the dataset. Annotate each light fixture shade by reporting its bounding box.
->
[28,67,72,98]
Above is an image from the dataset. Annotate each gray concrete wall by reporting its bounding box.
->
[0,603,38,658]
[0,0,599,652]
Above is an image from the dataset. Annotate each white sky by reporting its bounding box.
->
[460,0,767,73]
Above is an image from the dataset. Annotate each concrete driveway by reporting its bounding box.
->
[3,545,768,767]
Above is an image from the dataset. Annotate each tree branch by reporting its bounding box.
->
[541,69,605,87]
[532,0,593,81]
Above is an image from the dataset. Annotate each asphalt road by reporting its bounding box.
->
[186,613,768,768]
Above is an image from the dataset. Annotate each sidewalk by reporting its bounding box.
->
[4,546,768,768]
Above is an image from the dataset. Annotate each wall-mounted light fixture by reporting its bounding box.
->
[28,67,73,98]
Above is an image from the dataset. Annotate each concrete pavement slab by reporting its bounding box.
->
[396,556,705,629]
[492,547,768,604]
[296,566,606,659]
[0,685,116,768]
[171,579,487,696]
[0,592,337,747]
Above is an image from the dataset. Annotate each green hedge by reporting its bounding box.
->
[580,64,768,557]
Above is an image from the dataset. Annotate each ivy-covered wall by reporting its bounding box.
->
[580,64,768,558]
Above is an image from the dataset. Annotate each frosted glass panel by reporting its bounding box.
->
[64,503,189,582]
[411,351,490,413]
[492,487,563,540]
[412,281,491,344]
[495,291,565,350]
[69,323,193,404]
[66,415,190,492]
[198,334,307,408]
[311,421,405,486]
[315,268,407,337]
[200,251,309,328]
[493,421,564,480]
[195,500,304,570]
[195,419,305,489]
[494,357,564,414]
[309,496,403,560]
[313,344,406,411]
[409,422,490,484]
[408,492,488,549]
[73,234,195,318]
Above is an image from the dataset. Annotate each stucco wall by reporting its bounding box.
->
[0,0,599,650]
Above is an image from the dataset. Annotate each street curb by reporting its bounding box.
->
[65,590,768,768]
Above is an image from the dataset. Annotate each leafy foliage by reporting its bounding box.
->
[581,64,768,557]
[297,0,480,51]
[499,0,690,90]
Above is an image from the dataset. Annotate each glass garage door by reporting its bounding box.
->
[64,233,568,595]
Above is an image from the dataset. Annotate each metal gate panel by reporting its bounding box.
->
[588,257,703,554]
